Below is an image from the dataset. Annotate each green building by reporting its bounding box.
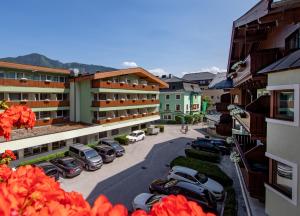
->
[159,75,202,122]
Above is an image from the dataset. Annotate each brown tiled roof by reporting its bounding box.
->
[0,61,70,75]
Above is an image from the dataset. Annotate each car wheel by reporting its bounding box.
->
[142,136,145,140]
[62,171,66,178]
[85,164,89,170]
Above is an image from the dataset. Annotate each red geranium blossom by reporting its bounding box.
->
[2,150,16,160]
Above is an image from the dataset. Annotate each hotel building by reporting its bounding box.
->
[0,61,167,163]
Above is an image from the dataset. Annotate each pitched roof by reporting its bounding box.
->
[0,61,70,75]
[208,72,233,89]
[161,75,183,83]
[258,49,300,74]
[182,72,215,81]
[183,82,201,93]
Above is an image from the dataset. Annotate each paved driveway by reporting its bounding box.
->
[60,125,204,209]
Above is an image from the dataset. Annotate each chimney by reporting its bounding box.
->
[169,74,172,78]
[162,75,167,79]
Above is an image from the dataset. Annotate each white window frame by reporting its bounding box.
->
[175,94,181,100]
[165,94,170,100]
[175,104,181,111]
[266,84,300,127]
[265,152,298,205]
[165,104,170,111]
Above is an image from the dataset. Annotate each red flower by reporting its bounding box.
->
[2,150,16,160]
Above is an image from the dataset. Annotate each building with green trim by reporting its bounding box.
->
[159,75,202,121]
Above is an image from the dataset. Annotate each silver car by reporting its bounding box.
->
[132,193,165,212]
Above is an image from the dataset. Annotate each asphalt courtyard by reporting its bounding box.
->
[60,125,205,209]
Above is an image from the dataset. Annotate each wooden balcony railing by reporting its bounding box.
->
[93,112,159,124]
[92,99,159,107]
[0,78,69,88]
[7,100,70,108]
[92,80,159,91]
[35,117,68,126]
[216,102,230,113]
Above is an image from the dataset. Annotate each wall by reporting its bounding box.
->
[79,80,93,123]
[202,89,224,105]
[265,69,300,216]
[159,91,185,120]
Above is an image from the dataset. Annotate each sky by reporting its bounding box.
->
[0,0,258,76]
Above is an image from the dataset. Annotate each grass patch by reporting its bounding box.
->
[185,148,221,163]
[224,187,237,216]
[114,135,129,145]
[170,156,233,187]
[19,151,67,166]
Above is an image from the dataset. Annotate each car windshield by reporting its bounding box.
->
[109,142,120,148]
[146,195,162,206]
[129,132,138,137]
[63,159,78,168]
[85,150,98,159]
[195,173,208,184]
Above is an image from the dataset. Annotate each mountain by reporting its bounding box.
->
[0,53,116,74]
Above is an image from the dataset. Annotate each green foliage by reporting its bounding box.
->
[185,148,221,163]
[202,96,213,111]
[155,125,164,132]
[114,135,129,145]
[19,151,67,166]
[224,187,237,216]
[192,114,202,123]
[87,143,97,148]
[175,115,184,124]
[184,115,194,124]
[170,156,233,187]
[166,120,177,124]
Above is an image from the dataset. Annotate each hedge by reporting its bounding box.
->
[224,187,237,216]
[185,148,221,163]
[170,156,233,187]
[19,151,67,166]
[155,125,164,133]
[114,135,129,145]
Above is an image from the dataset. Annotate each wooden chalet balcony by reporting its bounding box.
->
[7,100,70,108]
[216,122,232,137]
[35,117,68,126]
[229,95,269,140]
[216,103,230,113]
[0,78,69,88]
[233,134,267,201]
[93,112,159,124]
[92,99,159,107]
[92,80,159,91]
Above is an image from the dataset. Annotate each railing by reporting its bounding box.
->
[215,122,232,136]
[93,112,159,124]
[35,117,67,126]
[7,100,70,108]
[0,78,69,88]
[92,99,159,107]
[92,80,159,91]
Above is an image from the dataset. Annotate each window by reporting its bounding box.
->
[286,28,300,52]
[59,76,65,83]
[165,95,170,100]
[176,104,181,111]
[274,90,294,121]
[99,131,107,139]
[5,72,16,79]
[41,74,47,81]
[186,104,189,110]
[40,111,51,119]
[176,94,181,100]
[52,141,66,150]
[164,115,172,120]
[57,93,63,101]
[0,93,4,101]
[22,93,29,100]
[34,112,40,120]
[33,74,40,81]
[99,94,106,101]
[52,76,59,82]
[46,75,52,81]
[40,93,51,100]
[165,104,170,111]
[99,112,106,119]
[57,110,63,118]
[266,152,298,204]
[111,129,119,136]
[131,126,139,131]
[0,71,4,78]
[9,93,21,101]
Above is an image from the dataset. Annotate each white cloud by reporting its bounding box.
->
[148,68,168,77]
[181,66,226,76]
[122,61,138,68]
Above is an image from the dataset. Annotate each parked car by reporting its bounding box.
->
[126,130,146,142]
[93,145,116,163]
[132,193,166,212]
[99,138,125,157]
[149,179,217,213]
[50,157,82,178]
[167,166,224,200]
[68,144,103,171]
[187,138,230,155]
[33,162,59,181]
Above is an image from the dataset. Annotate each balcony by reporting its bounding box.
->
[7,100,70,108]
[216,122,232,137]
[0,78,69,88]
[233,135,268,201]
[92,80,159,91]
[92,99,159,107]
[35,117,68,126]
[93,112,159,124]
[216,103,230,113]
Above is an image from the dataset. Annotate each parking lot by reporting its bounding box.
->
[60,125,204,209]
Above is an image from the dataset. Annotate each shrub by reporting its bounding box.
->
[224,187,237,216]
[155,125,164,132]
[193,114,201,123]
[175,115,183,124]
[19,151,67,166]
[184,115,194,124]
[166,120,177,124]
[185,148,221,163]
[170,156,233,187]
[114,135,129,145]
